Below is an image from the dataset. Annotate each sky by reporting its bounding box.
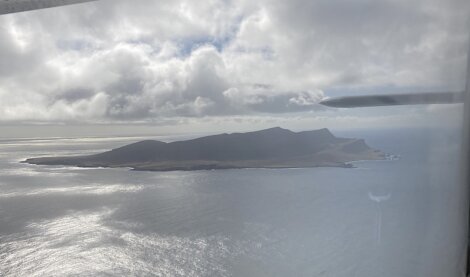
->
[0,0,469,137]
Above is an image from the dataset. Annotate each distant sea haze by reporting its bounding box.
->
[0,128,466,276]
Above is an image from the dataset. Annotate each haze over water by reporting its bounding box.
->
[0,128,466,276]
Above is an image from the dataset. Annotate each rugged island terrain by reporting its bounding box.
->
[24,127,385,171]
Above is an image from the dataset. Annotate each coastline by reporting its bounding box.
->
[23,158,375,172]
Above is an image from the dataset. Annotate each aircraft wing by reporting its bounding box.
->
[319,91,465,108]
[0,0,95,15]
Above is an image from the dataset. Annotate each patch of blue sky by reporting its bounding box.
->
[175,15,243,57]
[124,39,163,56]
[175,35,228,57]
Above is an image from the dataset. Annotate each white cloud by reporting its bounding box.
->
[0,0,468,127]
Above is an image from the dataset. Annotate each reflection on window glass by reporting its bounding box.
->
[0,0,468,276]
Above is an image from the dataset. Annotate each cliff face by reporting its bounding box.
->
[24,127,385,171]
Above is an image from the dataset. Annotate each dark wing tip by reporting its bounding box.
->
[319,91,464,108]
[0,0,96,15]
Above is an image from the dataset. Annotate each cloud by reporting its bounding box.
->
[0,0,468,124]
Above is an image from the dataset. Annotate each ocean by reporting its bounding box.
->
[0,128,467,276]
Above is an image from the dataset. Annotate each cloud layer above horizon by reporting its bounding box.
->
[0,0,469,125]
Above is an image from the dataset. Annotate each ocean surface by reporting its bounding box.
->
[0,128,467,277]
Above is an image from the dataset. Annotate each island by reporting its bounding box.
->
[24,127,385,171]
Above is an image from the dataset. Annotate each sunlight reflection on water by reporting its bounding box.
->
[0,129,466,277]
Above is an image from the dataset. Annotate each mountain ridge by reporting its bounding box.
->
[24,127,385,171]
